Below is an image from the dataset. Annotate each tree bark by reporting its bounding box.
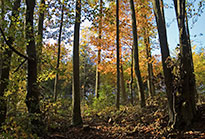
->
[130,0,145,108]
[116,0,120,110]
[95,0,103,99]
[54,2,64,102]
[173,0,197,128]
[152,0,175,125]
[72,0,83,126]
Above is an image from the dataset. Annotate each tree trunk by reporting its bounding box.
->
[130,48,134,105]
[173,0,197,128]
[95,0,103,99]
[37,0,45,74]
[120,65,127,104]
[0,49,11,125]
[185,8,198,104]
[25,0,40,114]
[54,2,64,102]
[130,0,145,108]
[152,0,175,125]
[116,0,120,110]
[144,31,155,97]
[25,1,43,135]
[0,0,21,126]
[72,0,83,126]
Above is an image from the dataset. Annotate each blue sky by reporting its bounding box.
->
[164,0,205,54]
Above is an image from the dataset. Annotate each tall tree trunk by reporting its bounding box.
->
[144,31,155,97]
[185,9,198,103]
[72,0,83,126]
[37,0,45,74]
[82,58,87,102]
[130,48,134,105]
[0,0,21,126]
[130,0,145,108]
[120,65,127,104]
[173,0,197,128]
[54,2,64,102]
[152,0,175,125]
[95,0,103,99]
[25,0,40,114]
[116,0,120,109]
[25,1,43,135]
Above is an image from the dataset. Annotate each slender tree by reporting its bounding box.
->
[173,0,197,128]
[72,0,83,126]
[152,0,174,125]
[54,1,64,102]
[116,0,120,109]
[130,0,145,107]
[130,48,134,105]
[121,65,127,104]
[95,0,103,98]
[37,0,45,73]
[144,30,155,97]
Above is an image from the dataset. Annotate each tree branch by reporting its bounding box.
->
[0,27,29,60]
[13,59,27,73]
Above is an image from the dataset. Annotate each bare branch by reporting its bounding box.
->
[13,59,27,73]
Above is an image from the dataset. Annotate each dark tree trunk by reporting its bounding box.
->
[185,13,198,103]
[54,2,64,102]
[95,0,103,99]
[25,0,40,114]
[37,0,45,73]
[72,0,83,126]
[116,0,120,110]
[173,0,197,128]
[0,0,21,126]
[120,65,127,104]
[130,0,145,108]
[152,0,175,125]
[130,48,134,105]
[144,32,155,97]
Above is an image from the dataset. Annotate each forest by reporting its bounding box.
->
[0,0,205,138]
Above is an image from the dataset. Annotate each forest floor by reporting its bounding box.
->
[46,96,205,139]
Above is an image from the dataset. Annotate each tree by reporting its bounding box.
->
[130,48,134,105]
[72,0,83,126]
[54,1,64,101]
[37,0,45,73]
[116,0,120,109]
[120,65,127,104]
[95,0,103,99]
[152,0,175,125]
[173,0,197,128]
[144,31,155,97]
[129,0,145,108]
[25,0,43,134]
[0,0,21,126]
